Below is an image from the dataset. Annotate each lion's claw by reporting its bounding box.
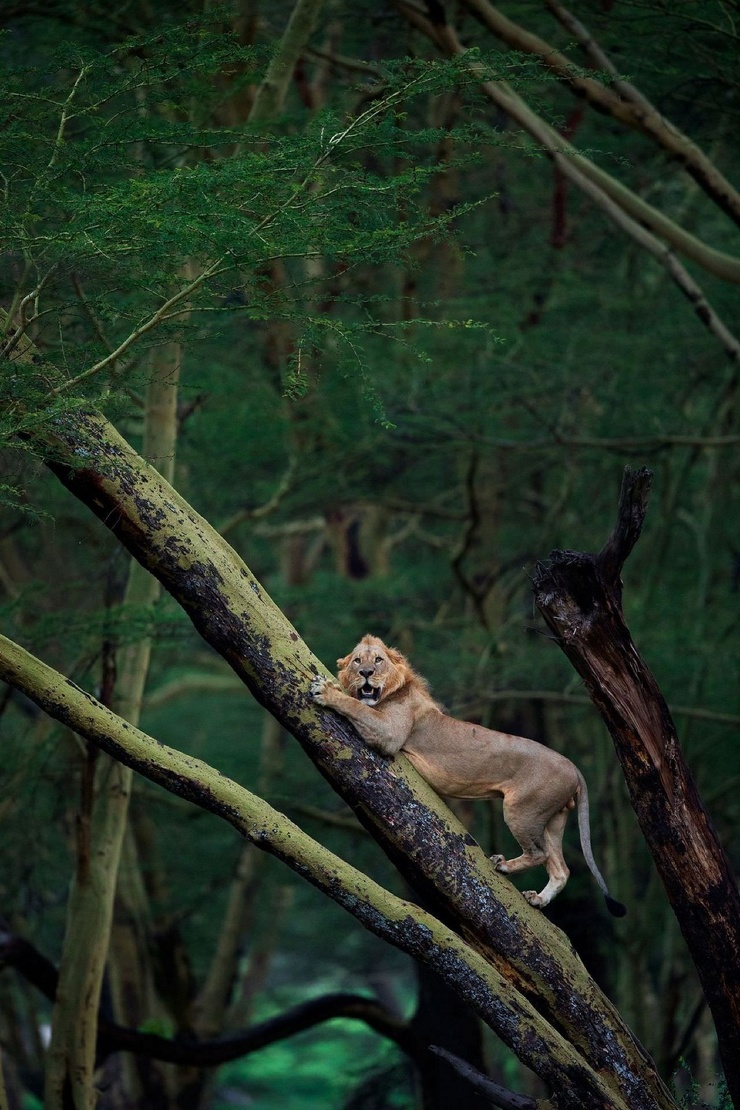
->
[310,675,339,706]
[310,676,326,697]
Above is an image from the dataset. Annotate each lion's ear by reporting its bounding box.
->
[385,646,407,666]
[336,655,354,691]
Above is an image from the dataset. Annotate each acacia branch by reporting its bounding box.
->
[463,0,740,227]
[543,0,654,113]
[549,157,740,363]
[394,1,740,284]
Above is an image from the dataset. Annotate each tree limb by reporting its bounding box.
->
[0,930,419,1065]
[463,0,740,227]
[430,1046,548,1108]
[394,1,740,284]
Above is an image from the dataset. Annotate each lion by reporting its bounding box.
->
[311,634,625,916]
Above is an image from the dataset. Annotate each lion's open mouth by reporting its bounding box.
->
[357,682,380,705]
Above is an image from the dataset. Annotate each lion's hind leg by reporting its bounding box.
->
[490,800,547,877]
[521,806,570,910]
[492,802,571,910]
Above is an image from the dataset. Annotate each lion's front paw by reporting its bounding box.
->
[310,675,339,706]
[490,854,509,873]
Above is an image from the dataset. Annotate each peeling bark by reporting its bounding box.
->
[532,466,740,1108]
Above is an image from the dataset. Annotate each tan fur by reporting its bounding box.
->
[311,635,624,914]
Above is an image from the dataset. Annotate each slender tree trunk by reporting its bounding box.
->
[44,342,183,1110]
[43,754,132,1110]
[106,338,184,1108]
[532,466,740,1108]
[193,845,261,1040]
[248,0,324,124]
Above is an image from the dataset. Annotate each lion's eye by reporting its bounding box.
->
[354,657,361,664]
[375,656,383,664]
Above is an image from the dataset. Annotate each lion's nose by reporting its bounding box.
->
[359,667,374,678]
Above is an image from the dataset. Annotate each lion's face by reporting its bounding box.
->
[336,635,409,707]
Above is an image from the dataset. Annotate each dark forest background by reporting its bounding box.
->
[0,1,738,1107]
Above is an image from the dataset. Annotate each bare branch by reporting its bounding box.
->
[0,931,419,1065]
[393,2,740,284]
[463,0,740,227]
[430,1047,546,1109]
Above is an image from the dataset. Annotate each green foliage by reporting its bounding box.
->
[1,26,495,395]
[672,1062,732,1110]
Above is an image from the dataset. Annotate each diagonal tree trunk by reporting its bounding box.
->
[7,393,677,1110]
[532,466,740,1109]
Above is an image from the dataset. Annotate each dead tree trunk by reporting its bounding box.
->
[532,466,740,1109]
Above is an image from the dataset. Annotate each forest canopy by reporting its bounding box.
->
[0,2,738,1109]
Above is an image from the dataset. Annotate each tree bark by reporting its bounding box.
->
[532,466,740,1109]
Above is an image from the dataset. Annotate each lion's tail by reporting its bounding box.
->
[575,772,626,918]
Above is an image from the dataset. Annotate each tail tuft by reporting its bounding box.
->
[605,895,627,918]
